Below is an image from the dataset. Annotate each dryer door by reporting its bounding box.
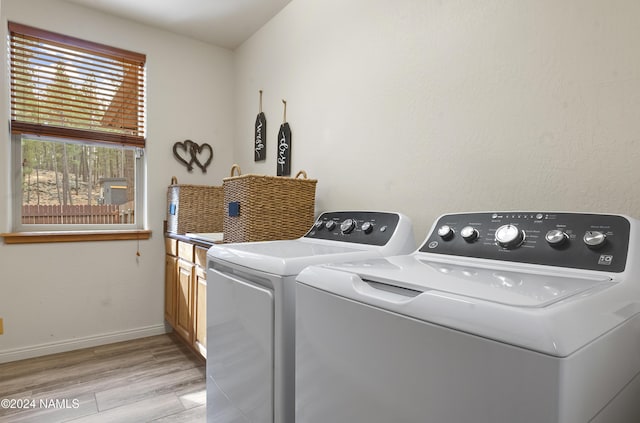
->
[207,266,274,423]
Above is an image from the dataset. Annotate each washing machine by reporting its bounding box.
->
[206,211,415,423]
[296,211,640,423]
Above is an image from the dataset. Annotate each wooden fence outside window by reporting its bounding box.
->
[22,204,134,225]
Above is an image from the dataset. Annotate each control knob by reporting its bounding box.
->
[362,221,373,234]
[340,218,356,234]
[325,220,336,231]
[314,221,324,230]
[460,226,479,242]
[495,224,525,249]
[545,229,568,247]
[584,231,606,249]
[437,225,454,240]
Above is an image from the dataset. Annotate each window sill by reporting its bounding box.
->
[1,230,152,244]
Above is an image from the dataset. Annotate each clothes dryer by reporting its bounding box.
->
[296,211,640,423]
[206,211,415,423]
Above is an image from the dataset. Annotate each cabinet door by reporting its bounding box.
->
[164,254,178,327]
[194,266,207,357]
[175,259,195,343]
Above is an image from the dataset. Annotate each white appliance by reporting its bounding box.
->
[296,212,640,423]
[206,211,415,423]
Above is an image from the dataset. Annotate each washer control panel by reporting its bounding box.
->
[305,211,400,246]
[420,212,630,272]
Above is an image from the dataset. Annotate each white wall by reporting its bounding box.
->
[0,0,234,361]
[233,0,640,241]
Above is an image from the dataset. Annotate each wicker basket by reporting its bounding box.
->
[223,164,317,243]
[167,176,224,234]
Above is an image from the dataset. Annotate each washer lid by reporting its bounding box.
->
[207,238,377,276]
[402,258,611,307]
[297,255,629,356]
[321,255,612,308]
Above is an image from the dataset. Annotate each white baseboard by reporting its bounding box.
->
[0,324,169,364]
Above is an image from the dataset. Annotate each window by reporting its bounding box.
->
[8,22,147,238]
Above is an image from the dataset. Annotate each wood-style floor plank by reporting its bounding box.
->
[0,334,206,423]
[150,404,207,423]
[68,393,185,423]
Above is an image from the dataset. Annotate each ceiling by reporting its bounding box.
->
[63,0,293,49]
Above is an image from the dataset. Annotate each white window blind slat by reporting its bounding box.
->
[9,22,146,147]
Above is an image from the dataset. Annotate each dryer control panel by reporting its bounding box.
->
[421,212,630,272]
[305,211,400,246]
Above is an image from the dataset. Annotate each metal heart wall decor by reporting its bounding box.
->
[172,140,213,173]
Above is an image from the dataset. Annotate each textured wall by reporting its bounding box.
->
[233,0,640,241]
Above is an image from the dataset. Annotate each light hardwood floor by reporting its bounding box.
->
[0,334,206,423]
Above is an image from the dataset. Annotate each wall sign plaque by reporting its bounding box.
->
[255,90,266,161]
[277,99,291,176]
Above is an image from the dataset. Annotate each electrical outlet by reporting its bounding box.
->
[0,318,3,335]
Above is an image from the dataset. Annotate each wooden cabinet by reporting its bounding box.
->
[175,258,195,343]
[164,236,208,359]
[164,254,177,327]
[194,265,207,358]
[164,237,178,327]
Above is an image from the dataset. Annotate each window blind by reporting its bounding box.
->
[9,22,146,147]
